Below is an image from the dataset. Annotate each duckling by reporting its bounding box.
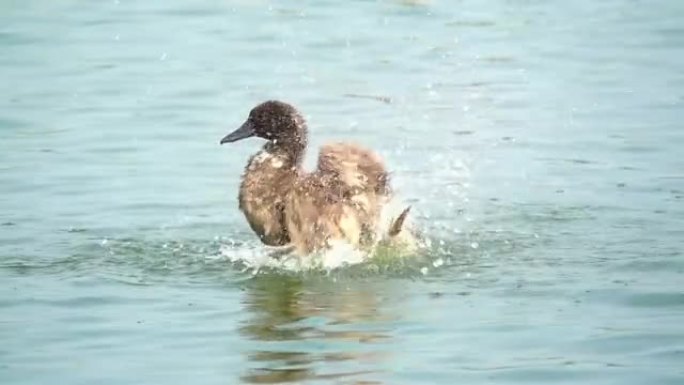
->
[220,100,413,256]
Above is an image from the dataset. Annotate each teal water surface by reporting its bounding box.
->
[1,1,683,384]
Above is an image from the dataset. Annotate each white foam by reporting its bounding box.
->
[218,239,369,273]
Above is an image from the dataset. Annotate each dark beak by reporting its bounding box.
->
[220,120,255,144]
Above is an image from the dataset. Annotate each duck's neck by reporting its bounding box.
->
[264,123,308,168]
[262,143,304,169]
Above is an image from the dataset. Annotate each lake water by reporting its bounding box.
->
[1,0,683,384]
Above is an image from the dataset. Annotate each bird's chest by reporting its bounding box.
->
[238,151,296,245]
[241,151,293,200]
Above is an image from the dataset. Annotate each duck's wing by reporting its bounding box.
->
[284,174,353,254]
[316,142,391,198]
[316,143,414,244]
[284,143,406,254]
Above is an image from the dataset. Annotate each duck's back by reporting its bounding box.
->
[285,143,392,253]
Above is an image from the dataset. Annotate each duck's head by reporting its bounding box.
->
[220,100,307,146]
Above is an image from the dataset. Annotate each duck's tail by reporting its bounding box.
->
[388,206,411,237]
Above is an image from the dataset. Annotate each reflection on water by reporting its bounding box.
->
[239,275,394,384]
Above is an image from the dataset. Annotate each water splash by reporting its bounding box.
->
[216,194,437,274]
[219,240,368,272]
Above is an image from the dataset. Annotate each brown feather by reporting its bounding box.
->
[238,147,295,246]
[282,143,392,254]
